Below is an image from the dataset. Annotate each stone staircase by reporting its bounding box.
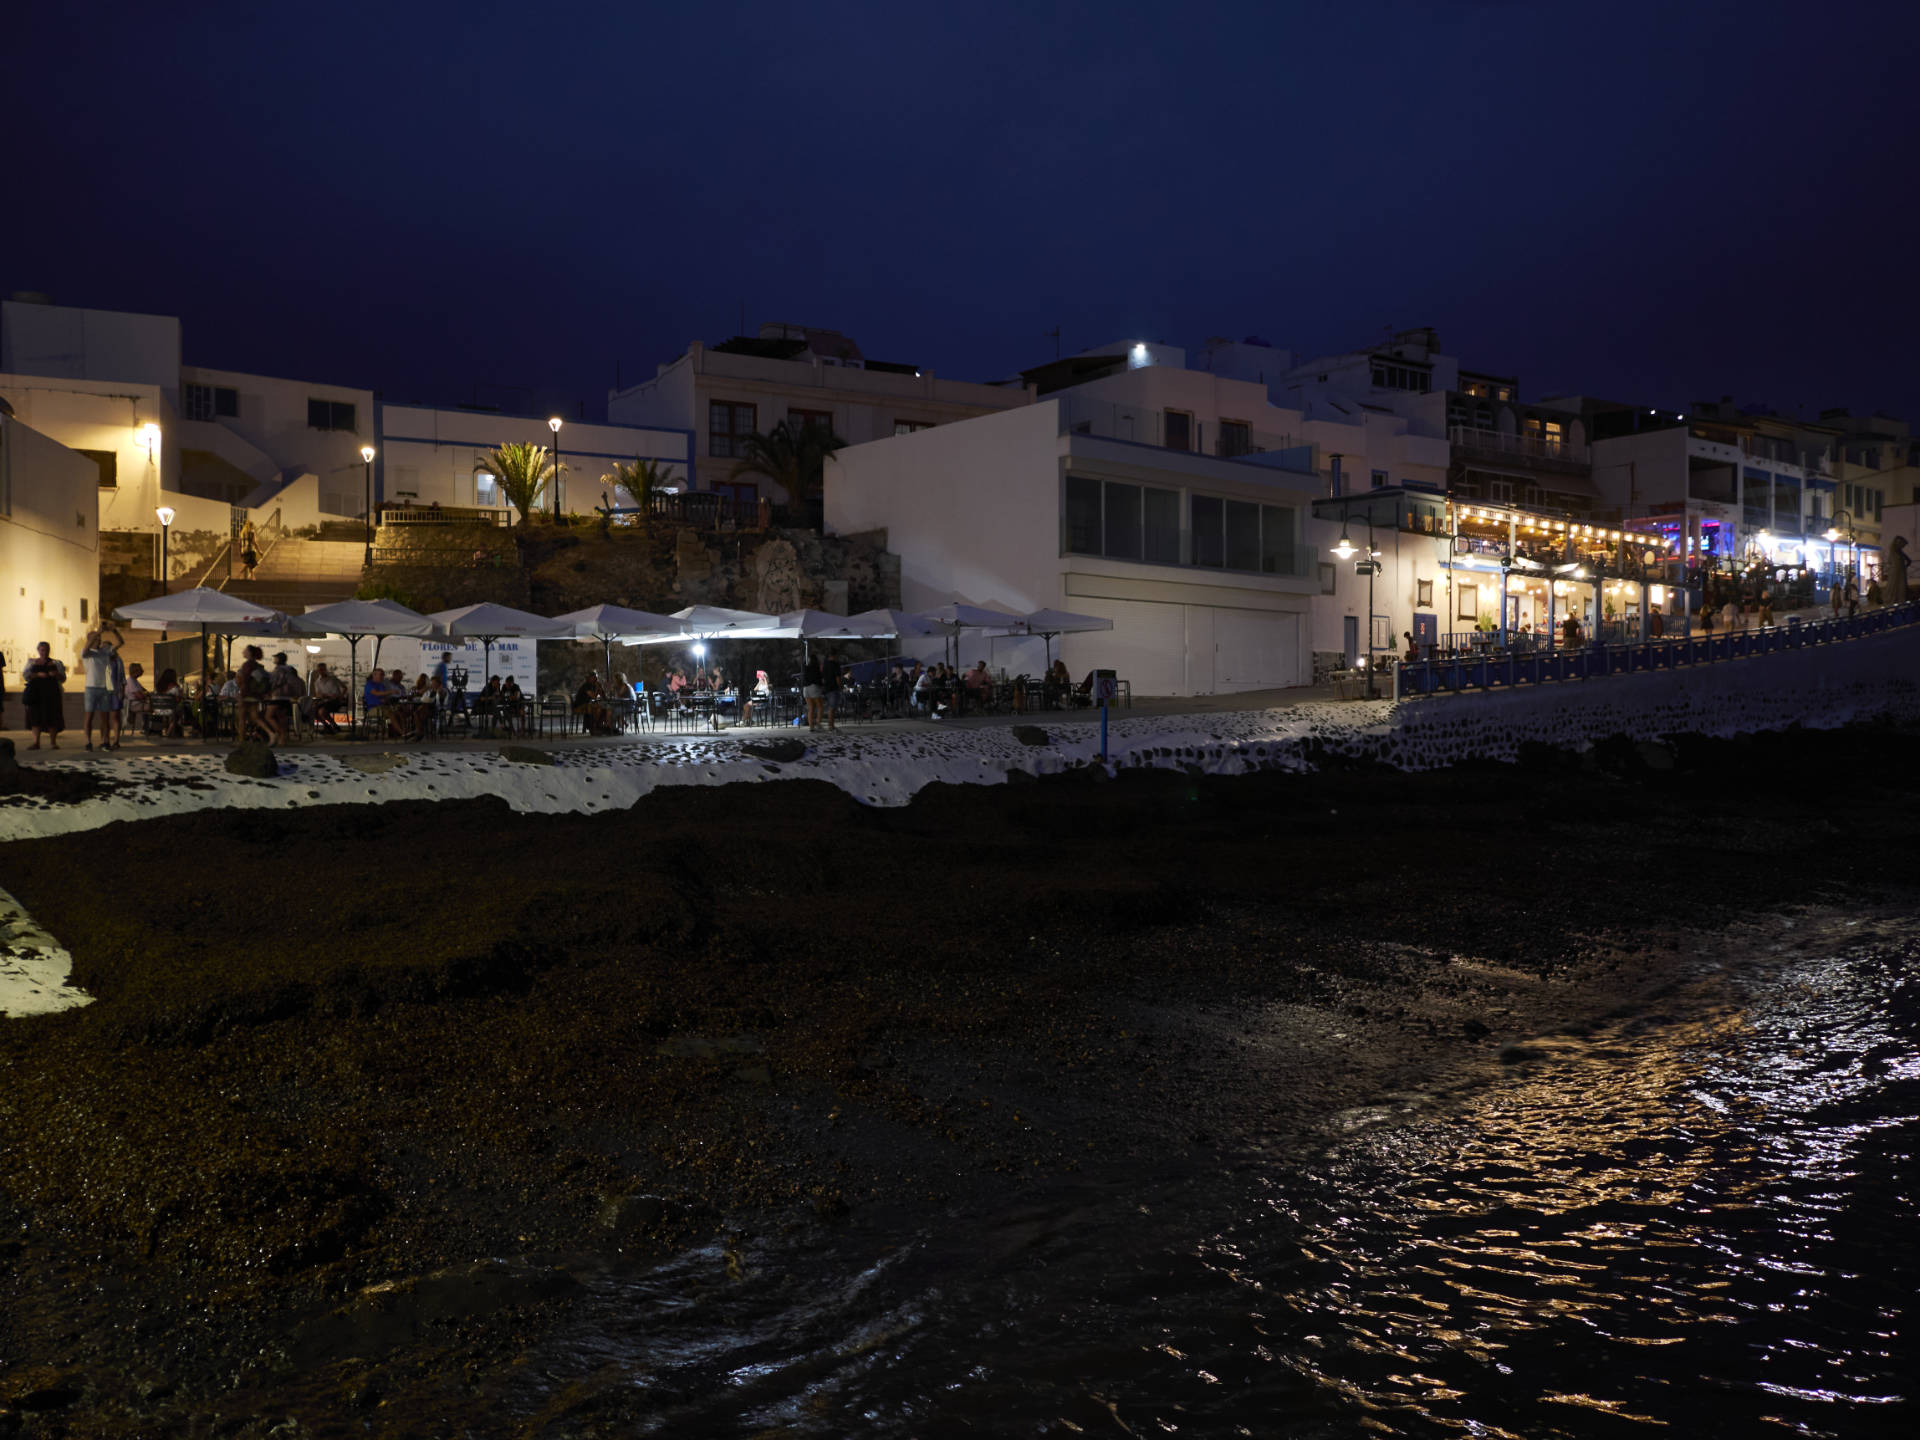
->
[221,538,365,615]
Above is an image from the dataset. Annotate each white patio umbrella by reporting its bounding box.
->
[114,588,290,733]
[428,603,573,687]
[920,601,1027,671]
[293,598,440,735]
[845,608,958,641]
[1019,607,1114,669]
[669,605,782,637]
[551,603,682,696]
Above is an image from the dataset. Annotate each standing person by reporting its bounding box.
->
[266,651,302,745]
[1758,594,1774,629]
[239,521,259,580]
[0,647,7,730]
[79,625,122,752]
[121,661,149,741]
[237,645,273,742]
[1830,577,1844,618]
[820,649,842,732]
[1844,572,1860,619]
[802,651,824,731]
[1887,536,1911,605]
[21,641,67,749]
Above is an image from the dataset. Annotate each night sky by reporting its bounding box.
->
[10,1,1917,425]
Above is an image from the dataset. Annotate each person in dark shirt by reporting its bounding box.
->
[820,651,842,733]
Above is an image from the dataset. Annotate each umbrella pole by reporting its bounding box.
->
[200,622,211,742]
[348,634,361,739]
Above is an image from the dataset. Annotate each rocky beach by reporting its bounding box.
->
[2,721,1918,1435]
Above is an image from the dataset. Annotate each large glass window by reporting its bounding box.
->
[1191,495,1225,567]
[708,400,757,458]
[1225,500,1260,572]
[1064,475,1101,555]
[1144,487,1181,563]
[1164,410,1192,452]
[1103,482,1142,560]
[307,399,356,432]
[1260,505,1295,574]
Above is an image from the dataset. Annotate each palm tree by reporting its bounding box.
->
[475,442,559,525]
[731,417,846,506]
[601,457,678,535]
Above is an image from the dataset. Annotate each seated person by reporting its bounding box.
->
[362,667,396,733]
[307,663,348,731]
[498,675,524,735]
[571,673,616,735]
[122,662,150,736]
[911,664,933,714]
[741,668,772,725]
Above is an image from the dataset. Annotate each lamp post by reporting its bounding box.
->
[1330,517,1381,698]
[548,416,564,521]
[155,505,175,595]
[361,445,376,568]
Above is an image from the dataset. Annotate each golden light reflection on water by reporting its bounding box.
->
[1212,941,1917,1438]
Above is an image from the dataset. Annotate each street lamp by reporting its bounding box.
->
[361,445,376,567]
[1824,509,1857,590]
[1330,518,1379,697]
[155,505,175,595]
[548,416,563,521]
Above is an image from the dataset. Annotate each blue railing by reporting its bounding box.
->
[1398,602,1919,697]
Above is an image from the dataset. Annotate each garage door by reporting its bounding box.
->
[1060,597,1187,696]
[1212,608,1300,692]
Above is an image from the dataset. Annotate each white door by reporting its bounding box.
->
[1213,608,1301,691]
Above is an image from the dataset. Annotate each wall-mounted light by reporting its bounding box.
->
[138,422,161,455]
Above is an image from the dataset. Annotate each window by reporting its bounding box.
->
[1260,505,1296,574]
[1417,579,1434,607]
[1369,363,1430,392]
[1191,495,1225,567]
[1218,419,1251,457]
[1144,487,1181,563]
[474,470,498,506]
[892,419,933,436]
[1103,482,1143,559]
[716,481,758,509]
[1371,469,1389,489]
[184,383,238,421]
[77,448,118,487]
[708,400,757,458]
[789,408,834,434]
[1065,475,1102,555]
[1542,420,1564,450]
[1164,410,1192,451]
[1225,501,1260,572]
[307,399,356,431]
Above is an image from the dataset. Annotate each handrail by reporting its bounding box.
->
[1396,601,1920,698]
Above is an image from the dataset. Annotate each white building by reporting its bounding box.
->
[1,410,100,666]
[0,297,381,584]
[828,358,1330,695]
[377,405,690,518]
[610,322,1032,506]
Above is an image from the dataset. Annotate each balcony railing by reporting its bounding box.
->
[1058,394,1295,461]
[1449,424,1589,465]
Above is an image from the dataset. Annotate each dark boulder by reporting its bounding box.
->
[223,741,278,778]
[742,738,806,763]
[500,745,556,766]
[1011,725,1049,747]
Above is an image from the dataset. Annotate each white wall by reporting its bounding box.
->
[829,401,1324,694]
[1,416,100,669]
[180,366,375,518]
[1,301,182,408]
[379,406,690,516]
[0,374,176,534]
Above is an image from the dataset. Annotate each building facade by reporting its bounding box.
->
[378,405,690,517]
[610,322,1032,506]
[0,412,101,667]
[827,362,1327,695]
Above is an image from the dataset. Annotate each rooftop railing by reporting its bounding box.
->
[1448,424,1589,464]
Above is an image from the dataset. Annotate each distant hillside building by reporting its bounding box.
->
[609,322,1032,506]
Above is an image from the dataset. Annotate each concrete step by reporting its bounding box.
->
[255,539,366,581]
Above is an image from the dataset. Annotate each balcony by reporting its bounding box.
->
[1448,424,1589,466]
[1059,393,1297,461]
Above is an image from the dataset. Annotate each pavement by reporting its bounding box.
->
[2,684,1354,758]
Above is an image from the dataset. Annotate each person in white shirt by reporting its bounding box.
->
[78,624,123,751]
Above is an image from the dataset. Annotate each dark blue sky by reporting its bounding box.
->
[10,1,1917,424]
